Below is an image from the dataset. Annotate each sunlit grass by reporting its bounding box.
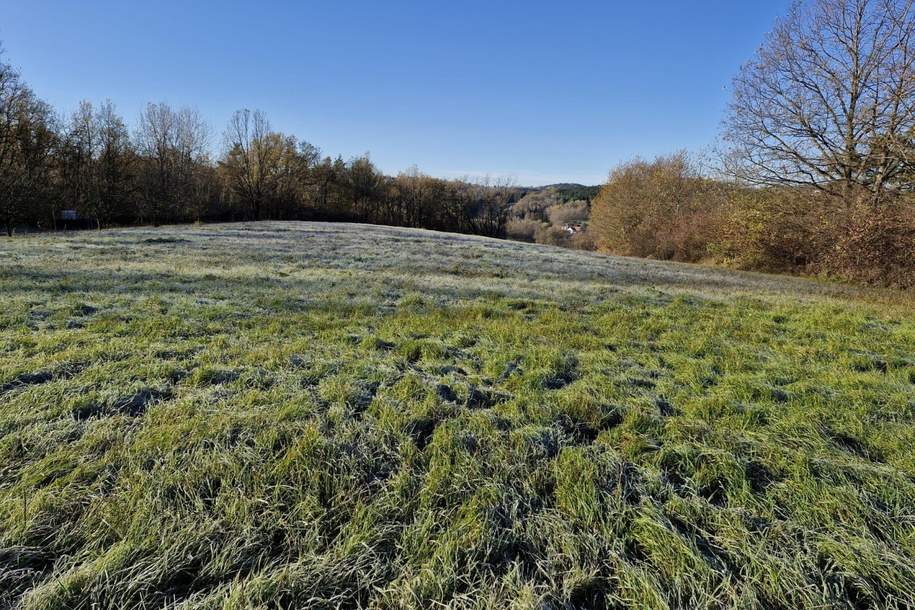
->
[1,222,913,609]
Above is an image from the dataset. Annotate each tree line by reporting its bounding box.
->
[3,0,914,287]
[589,0,915,287]
[0,54,513,237]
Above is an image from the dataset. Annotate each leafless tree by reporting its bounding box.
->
[0,49,56,234]
[60,101,98,219]
[345,155,384,219]
[222,109,272,220]
[511,188,562,221]
[135,102,209,222]
[0,42,530,238]
[546,200,589,226]
[94,100,134,227]
[0,49,28,233]
[724,0,915,203]
[135,102,175,222]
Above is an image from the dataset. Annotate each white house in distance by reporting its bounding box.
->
[562,223,584,235]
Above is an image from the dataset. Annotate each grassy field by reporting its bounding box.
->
[1,222,914,610]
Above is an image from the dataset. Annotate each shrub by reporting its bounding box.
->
[546,200,589,226]
[590,153,726,261]
[713,187,915,287]
[568,230,596,251]
[506,218,540,242]
[818,199,915,288]
[712,187,824,271]
[534,224,570,247]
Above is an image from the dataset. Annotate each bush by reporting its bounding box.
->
[712,188,824,271]
[819,199,915,288]
[590,153,726,261]
[714,188,915,287]
[506,218,540,242]
[568,230,596,251]
[534,224,570,247]
[546,200,589,226]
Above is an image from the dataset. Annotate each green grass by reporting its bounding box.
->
[1,222,914,609]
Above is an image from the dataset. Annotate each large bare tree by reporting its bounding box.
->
[724,0,915,203]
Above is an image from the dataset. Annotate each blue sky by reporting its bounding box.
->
[2,1,791,186]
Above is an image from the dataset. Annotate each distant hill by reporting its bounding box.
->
[514,183,601,203]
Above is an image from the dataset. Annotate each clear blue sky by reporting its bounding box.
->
[2,1,791,186]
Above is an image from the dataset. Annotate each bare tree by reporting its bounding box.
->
[0,50,29,234]
[135,102,176,222]
[220,109,316,220]
[0,49,56,235]
[546,200,589,226]
[222,109,271,220]
[346,155,384,219]
[60,101,98,220]
[94,100,134,227]
[724,0,915,203]
[135,102,209,222]
[461,175,513,237]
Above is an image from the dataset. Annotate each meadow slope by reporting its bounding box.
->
[1,222,914,609]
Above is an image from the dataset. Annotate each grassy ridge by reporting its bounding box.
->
[1,223,914,609]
